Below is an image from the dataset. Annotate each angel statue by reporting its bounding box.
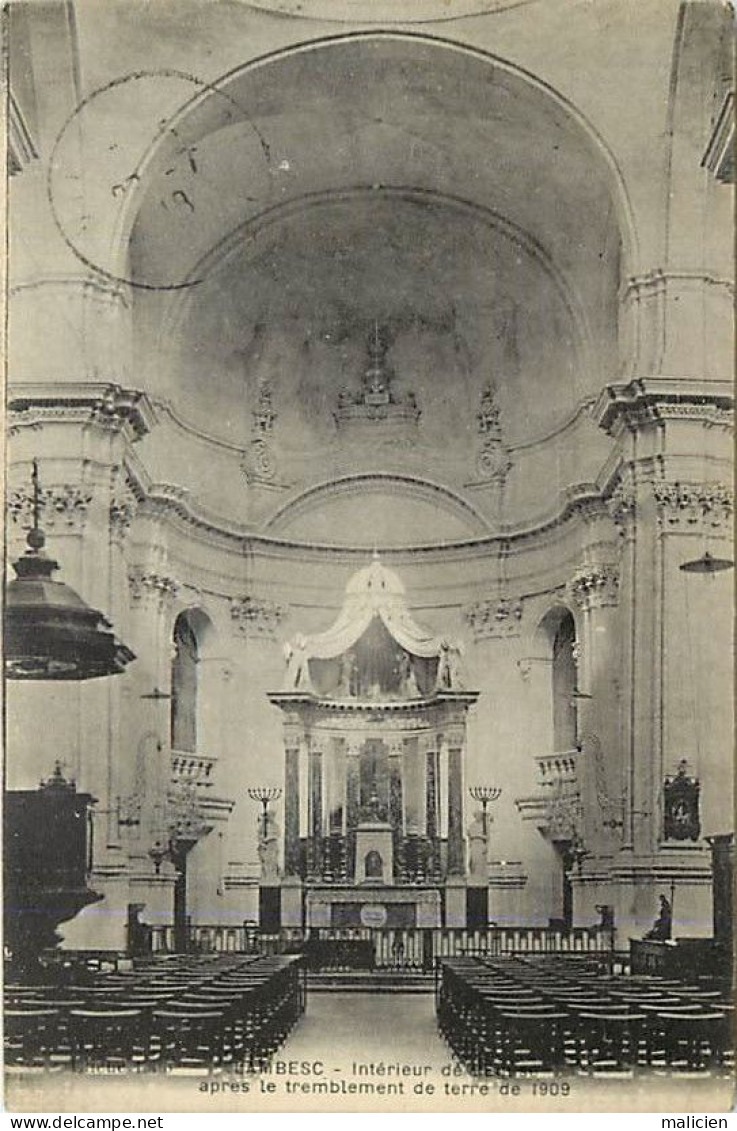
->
[284,634,310,690]
[437,639,465,690]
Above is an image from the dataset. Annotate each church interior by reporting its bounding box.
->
[4,0,734,1088]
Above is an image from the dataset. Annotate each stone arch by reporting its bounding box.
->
[169,607,221,755]
[526,602,581,754]
[111,31,638,282]
[106,31,638,418]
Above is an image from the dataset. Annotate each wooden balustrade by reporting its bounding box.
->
[148,923,615,968]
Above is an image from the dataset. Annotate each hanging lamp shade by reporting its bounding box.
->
[4,463,135,680]
[679,550,734,575]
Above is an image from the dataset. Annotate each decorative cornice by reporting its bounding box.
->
[8,383,156,441]
[568,563,620,610]
[653,481,733,529]
[230,595,285,638]
[595,378,733,437]
[7,484,93,532]
[465,595,523,640]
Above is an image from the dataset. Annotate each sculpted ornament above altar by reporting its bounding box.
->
[280,554,465,698]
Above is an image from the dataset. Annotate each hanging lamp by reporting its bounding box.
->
[4,461,135,679]
[679,550,734,575]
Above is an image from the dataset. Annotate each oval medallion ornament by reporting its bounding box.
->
[360,903,388,928]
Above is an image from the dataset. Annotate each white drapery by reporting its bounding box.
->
[301,600,443,660]
[295,557,445,660]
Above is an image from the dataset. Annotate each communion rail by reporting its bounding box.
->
[150,924,616,970]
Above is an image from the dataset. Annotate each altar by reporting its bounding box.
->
[268,554,479,929]
[305,885,441,929]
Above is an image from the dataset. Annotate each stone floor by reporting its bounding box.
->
[282,988,453,1068]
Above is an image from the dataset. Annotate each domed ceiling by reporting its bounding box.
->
[120,33,624,538]
[159,191,581,457]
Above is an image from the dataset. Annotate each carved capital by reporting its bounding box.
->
[387,737,405,759]
[444,724,466,751]
[128,568,179,606]
[465,595,523,640]
[109,476,141,538]
[283,721,304,750]
[653,481,733,529]
[230,594,284,638]
[607,479,637,529]
[568,564,620,611]
[8,483,93,532]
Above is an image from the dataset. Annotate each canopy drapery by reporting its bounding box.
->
[297,556,443,660]
[283,555,463,692]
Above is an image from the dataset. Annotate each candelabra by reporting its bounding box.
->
[469,785,502,841]
[248,786,283,841]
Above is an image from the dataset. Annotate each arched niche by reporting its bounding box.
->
[170,608,220,756]
[527,603,580,755]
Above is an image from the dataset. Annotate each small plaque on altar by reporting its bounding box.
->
[360,903,388,928]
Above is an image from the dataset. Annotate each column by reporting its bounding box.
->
[345,738,362,882]
[328,737,346,834]
[424,736,438,841]
[422,733,438,880]
[283,721,302,878]
[568,545,622,873]
[308,737,323,880]
[595,382,732,935]
[402,735,423,834]
[389,738,404,882]
[446,725,465,877]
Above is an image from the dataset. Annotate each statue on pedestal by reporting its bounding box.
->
[284,634,310,691]
[258,811,280,883]
[397,651,419,698]
[437,640,464,690]
[644,893,672,941]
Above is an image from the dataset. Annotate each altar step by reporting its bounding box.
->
[306,969,435,993]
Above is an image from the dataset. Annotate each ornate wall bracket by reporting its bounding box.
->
[515,749,581,841]
[473,382,512,484]
[230,594,284,638]
[465,595,524,640]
